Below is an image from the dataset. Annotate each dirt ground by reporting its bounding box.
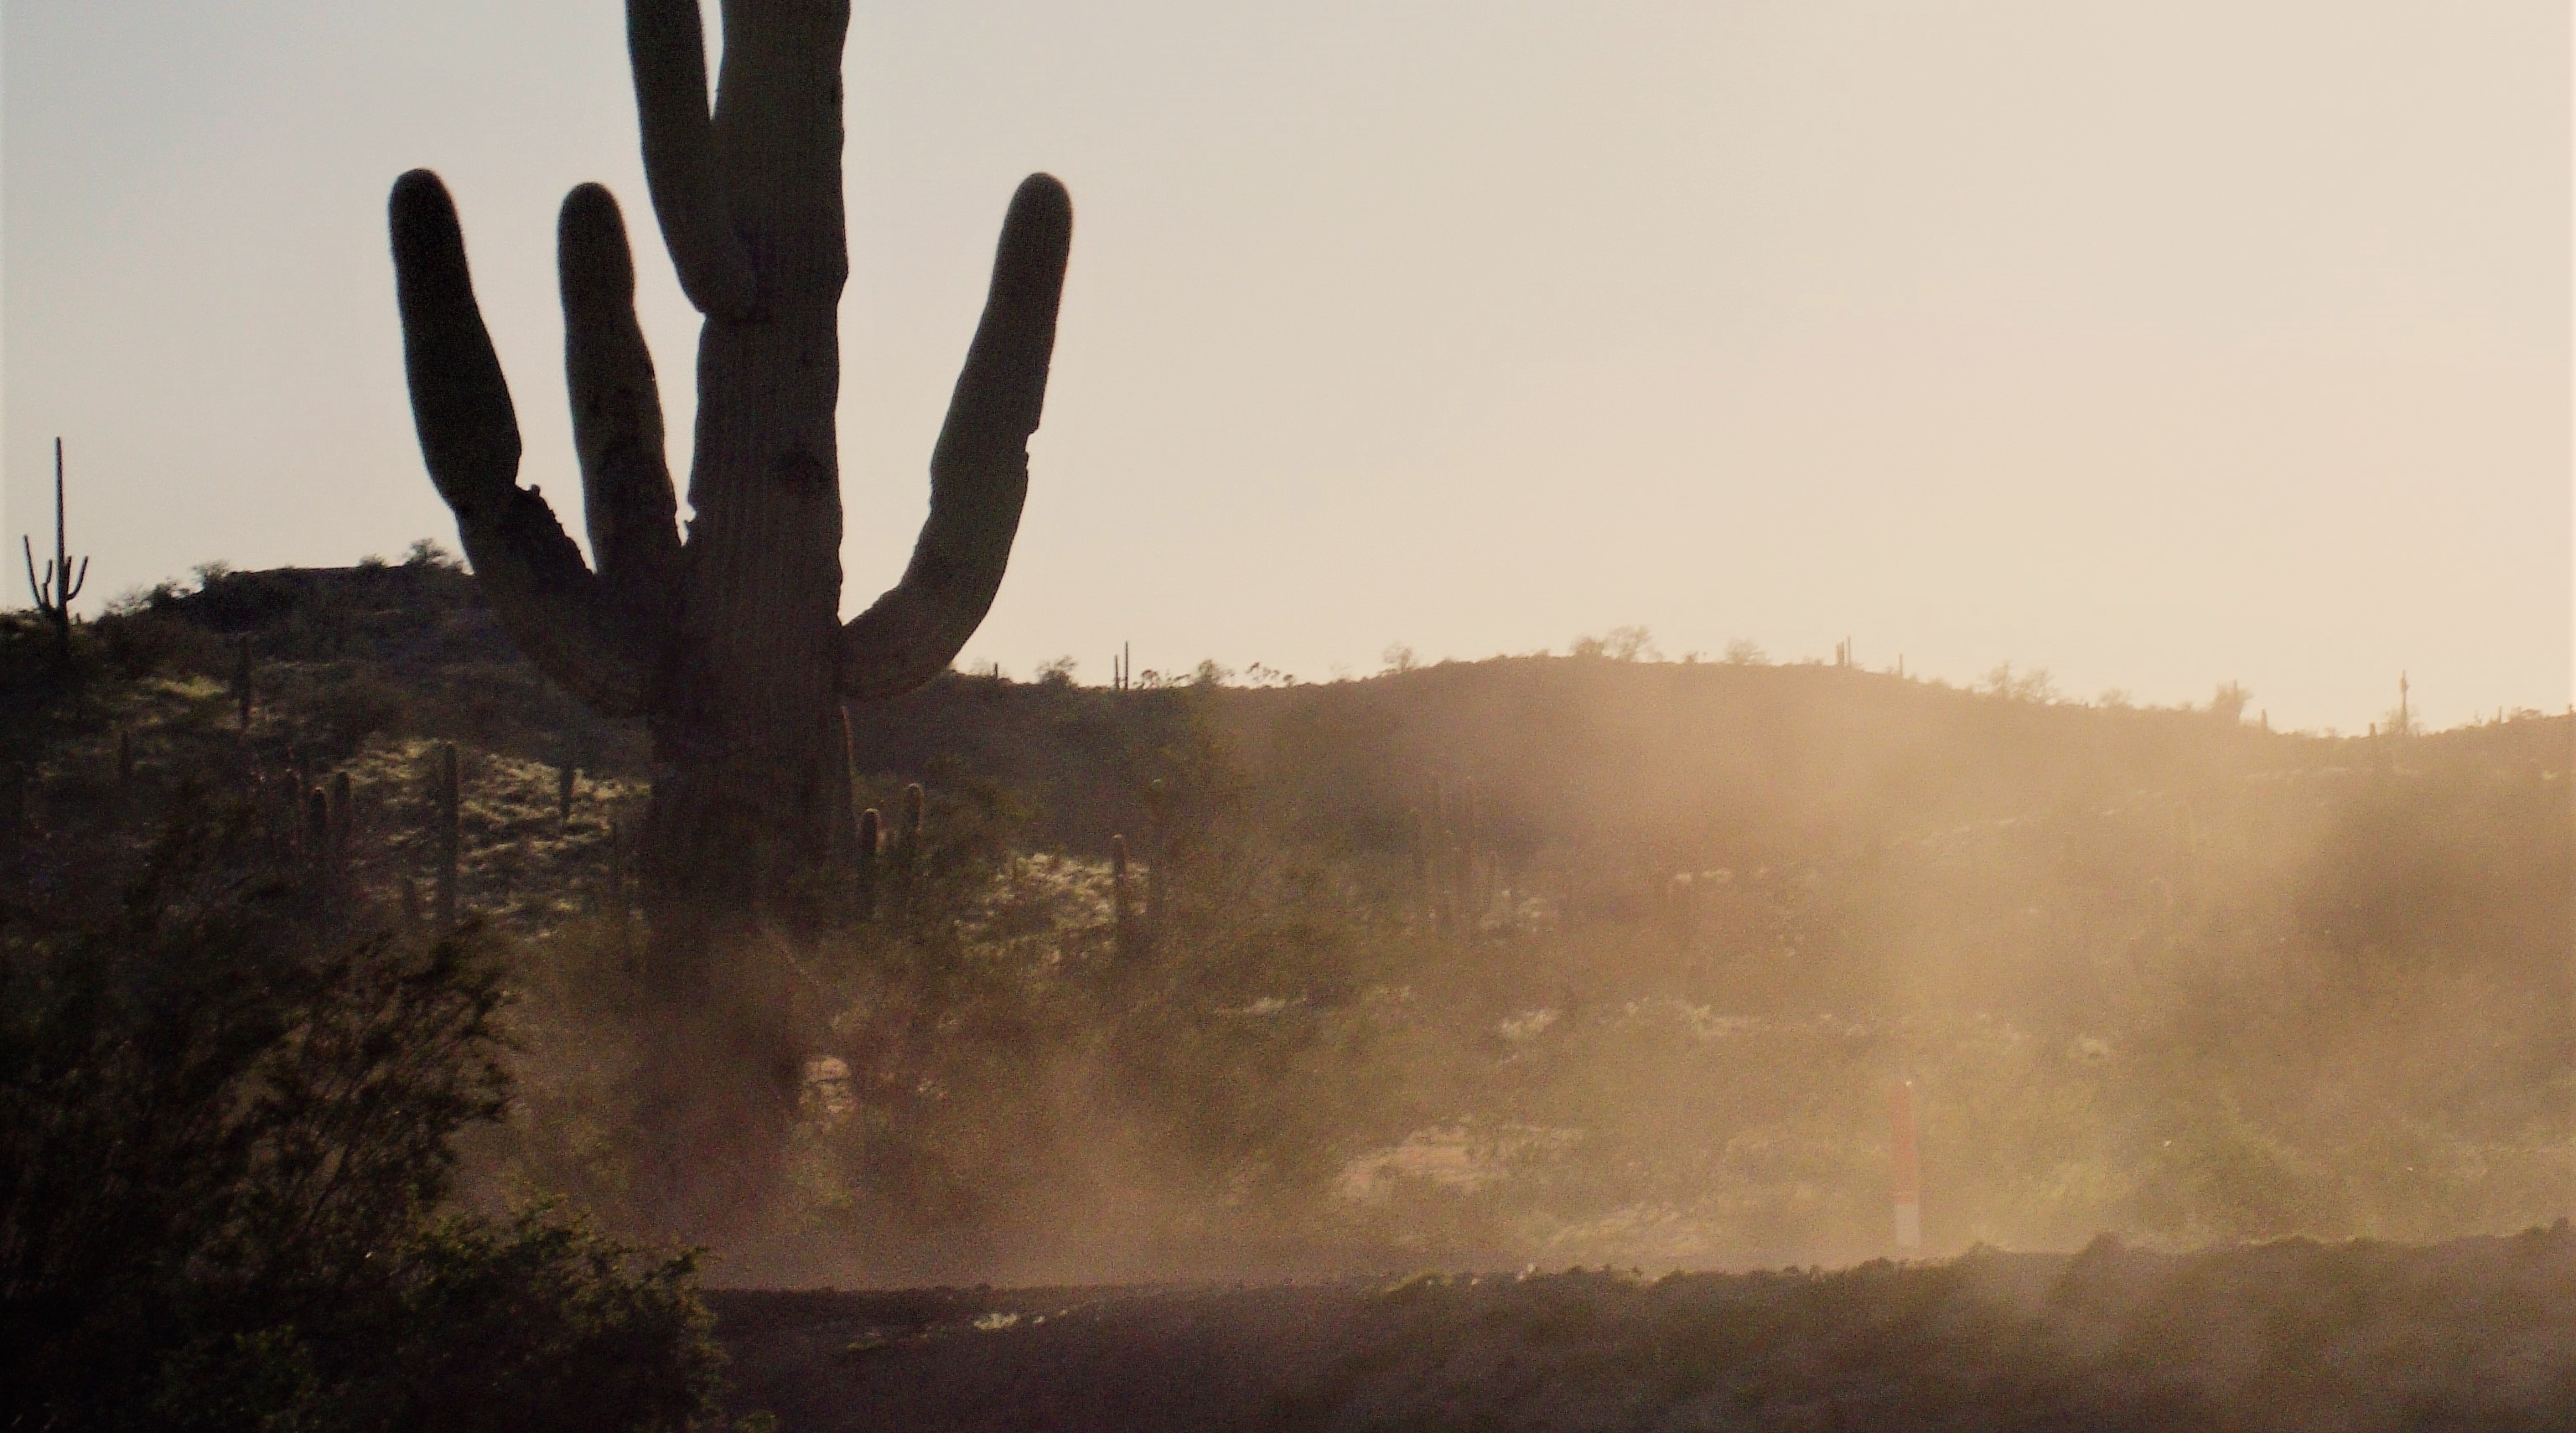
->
[711,1224,2576,1431]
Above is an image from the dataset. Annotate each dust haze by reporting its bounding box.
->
[459,642,2572,1287]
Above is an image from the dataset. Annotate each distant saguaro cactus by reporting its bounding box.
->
[433,743,461,929]
[304,789,331,882]
[21,438,89,667]
[557,763,578,825]
[853,806,882,922]
[387,1,1071,944]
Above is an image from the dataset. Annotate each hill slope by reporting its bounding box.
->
[5,563,2567,1273]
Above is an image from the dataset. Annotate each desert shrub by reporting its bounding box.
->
[334,1204,725,1433]
[0,795,733,1432]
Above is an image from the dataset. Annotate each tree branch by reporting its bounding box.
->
[841,174,1073,701]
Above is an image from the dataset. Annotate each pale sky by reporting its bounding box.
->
[5,2,2567,732]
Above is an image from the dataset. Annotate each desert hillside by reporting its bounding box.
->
[5,560,2568,1277]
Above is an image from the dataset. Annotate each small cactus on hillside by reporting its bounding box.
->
[20,439,89,667]
[854,807,882,921]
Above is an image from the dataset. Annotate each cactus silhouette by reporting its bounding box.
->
[21,439,89,667]
[387,1,1071,942]
[304,789,331,883]
[854,806,882,921]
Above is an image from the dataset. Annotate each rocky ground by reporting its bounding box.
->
[712,1224,2576,1431]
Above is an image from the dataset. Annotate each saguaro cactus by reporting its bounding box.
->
[853,806,881,921]
[21,438,89,667]
[388,1,1071,943]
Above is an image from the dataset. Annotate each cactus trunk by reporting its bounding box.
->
[853,806,881,921]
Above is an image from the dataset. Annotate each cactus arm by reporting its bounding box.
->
[560,183,685,641]
[840,174,1072,700]
[61,558,86,607]
[625,0,756,321]
[390,168,655,716]
[22,537,46,613]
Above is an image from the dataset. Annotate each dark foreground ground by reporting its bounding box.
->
[712,1224,2576,1432]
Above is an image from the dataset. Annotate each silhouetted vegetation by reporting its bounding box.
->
[0,612,733,1430]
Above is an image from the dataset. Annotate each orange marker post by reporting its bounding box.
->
[1890,1079,1921,1252]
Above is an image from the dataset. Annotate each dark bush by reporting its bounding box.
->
[0,794,733,1431]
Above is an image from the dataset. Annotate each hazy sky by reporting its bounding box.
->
[5,2,2566,732]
